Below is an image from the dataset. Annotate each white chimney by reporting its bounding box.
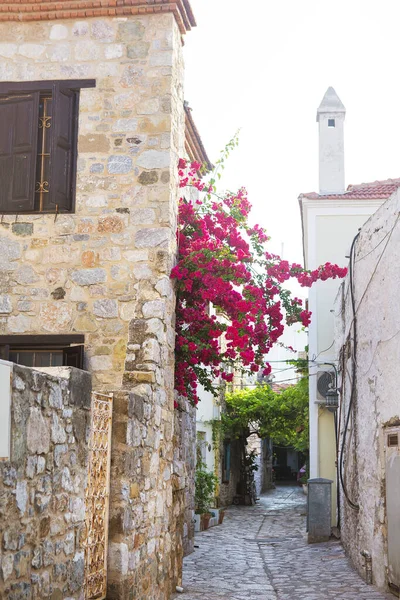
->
[317,87,346,195]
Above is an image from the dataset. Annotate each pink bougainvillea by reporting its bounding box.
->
[171,157,347,405]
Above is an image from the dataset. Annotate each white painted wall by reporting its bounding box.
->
[317,87,346,195]
[196,384,219,474]
[0,360,12,460]
[302,198,384,524]
[334,188,400,590]
[318,116,345,195]
[266,321,307,384]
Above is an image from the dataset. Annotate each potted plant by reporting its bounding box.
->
[195,462,218,530]
[218,508,226,524]
[299,474,308,494]
[297,461,309,494]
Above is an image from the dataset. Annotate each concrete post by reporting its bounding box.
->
[307,477,333,543]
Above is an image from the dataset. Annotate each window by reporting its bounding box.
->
[223,441,231,483]
[0,334,85,369]
[328,118,335,128]
[0,79,95,214]
[388,433,399,448]
[9,348,63,368]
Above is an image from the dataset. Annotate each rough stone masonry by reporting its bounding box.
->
[0,3,197,599]
[0,364,91,600]
[0,11,186,392]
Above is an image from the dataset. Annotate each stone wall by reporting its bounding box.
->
[334,188,400,591]
[174,400,196,557]
[107,389,193,599]
[218,439,242,507]
[247,435,273,497]
[0,11,192,599]
[104,9,188,597]
[0,364,91,600]
[0,12,184,392]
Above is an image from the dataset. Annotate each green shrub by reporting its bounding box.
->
[195,463,218,514]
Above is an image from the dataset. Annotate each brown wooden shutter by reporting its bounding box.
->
[48,85,77,212]
[63,345,84,369]
[0,93,39,212]
[0,344,10,361]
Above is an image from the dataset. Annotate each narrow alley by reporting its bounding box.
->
[178,486,392,600]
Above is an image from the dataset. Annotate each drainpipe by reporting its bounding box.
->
[361,550,372,584]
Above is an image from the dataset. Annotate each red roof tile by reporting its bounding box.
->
[270,382,292,393]
[300,177,400,200]
[0,1,196,35]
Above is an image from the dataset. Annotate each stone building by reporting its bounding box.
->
[0,1,204,599]
[334,182,400,594]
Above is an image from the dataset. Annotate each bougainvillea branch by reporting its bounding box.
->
[171,147,347,406]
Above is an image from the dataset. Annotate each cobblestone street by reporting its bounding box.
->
[178,485,392,600]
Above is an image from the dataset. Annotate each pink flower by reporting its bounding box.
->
[221,372,234,382]
[178,158,187,169]
[172,157,347,405]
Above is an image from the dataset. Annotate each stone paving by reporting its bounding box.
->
[176,485,392,600]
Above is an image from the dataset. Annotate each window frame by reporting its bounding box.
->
[0,334,85,370]
[0,79,95,215]
[9,348,64,368]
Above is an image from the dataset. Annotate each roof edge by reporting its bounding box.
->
[298,195,307,269]
[0,0,196,35]
[184,102,213,173]
[299,177,400,201]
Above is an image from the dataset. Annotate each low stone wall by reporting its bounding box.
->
[0,364,91,600]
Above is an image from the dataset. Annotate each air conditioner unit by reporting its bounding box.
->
[316,370,335,402]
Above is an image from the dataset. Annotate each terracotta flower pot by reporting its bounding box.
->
[219,510,225,525]
[202,513,211,530]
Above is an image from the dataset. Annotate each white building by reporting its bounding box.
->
[334,186,400,592]
[299,87,390,523]
[196,385,220,475]
[266,320,307,385]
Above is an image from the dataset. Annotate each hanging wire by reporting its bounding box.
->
[352,213,400,324]
[355,227,391,262]
[229,372,318,388]
[339,231,360,511]
[338,214,400,512]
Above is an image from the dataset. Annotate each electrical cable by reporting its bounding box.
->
[270,365,300,375]
[353,213,400,321]
[312,340,335,361]
[229,372,318,388]
[338,214,400,512]
[336,347,345,531]
[339,232,360,511]
[334,410,340,528]
[355,227,391,263]
[361,328,400,377]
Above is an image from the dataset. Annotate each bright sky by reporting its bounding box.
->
[184,0,400,266]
